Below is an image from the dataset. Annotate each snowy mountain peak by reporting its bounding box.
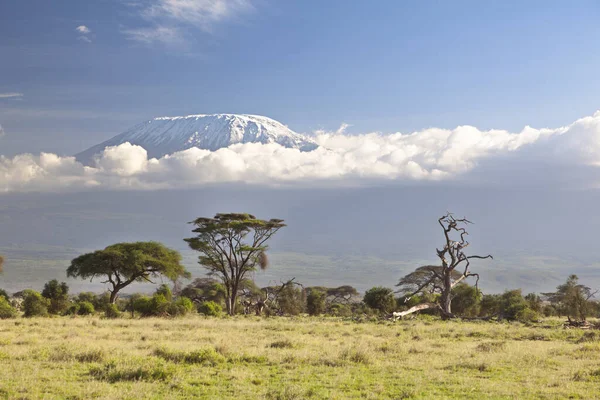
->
[76,114,318,164]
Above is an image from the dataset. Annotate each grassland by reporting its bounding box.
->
[1,316,600,399]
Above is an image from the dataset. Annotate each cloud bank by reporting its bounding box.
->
[1,111,600,193]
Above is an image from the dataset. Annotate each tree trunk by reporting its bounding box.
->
[391,303,439,319]
[109,290,119,304]
[440,272,454,319]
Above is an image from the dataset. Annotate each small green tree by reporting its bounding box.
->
[185,213,285,315]
[363,287,396,314]
[0,289,9,302]
[0,296,16,319]
[451,283,481,317]
[306,288,326,316]
[277,285,306,316]
[198,301,222,316]
[42,279,70,315]
[543,275,596,322]
[22,290,49,317]
[67,242,190,303]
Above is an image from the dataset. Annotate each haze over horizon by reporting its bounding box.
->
[2,1,600,295]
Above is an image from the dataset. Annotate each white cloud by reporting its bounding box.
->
[75,25,92,42]
[76,25,91,34]
[0,93,24,99]
[125,0,254,45]
[144,0,253,31]
[122,26,184,46]
[2,111,600,193]
[0,124,5,137]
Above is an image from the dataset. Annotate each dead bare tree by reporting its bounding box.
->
[396,213,493,319]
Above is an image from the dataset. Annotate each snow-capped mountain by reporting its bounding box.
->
[75,114,318,164]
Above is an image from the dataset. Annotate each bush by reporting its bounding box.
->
[42,279,70,315]
[104,303,121,319]
[0,289,10,302]
[307,289,326,316]
[328,303,352,317]
[22,290,49,317]
[155,284,173,302]
[198,301,222,317]
[277,286,306,315]
[66,303,80,316]
[0,296,17,319]
[132,294,172,317]
[516,308,540,323]
[363,287,395,314]
[451,283,481,317]
[168,297,194,316]
[78,301,95,315]
[500,289,529,321]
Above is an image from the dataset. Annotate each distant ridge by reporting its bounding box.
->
[76,114,318,164]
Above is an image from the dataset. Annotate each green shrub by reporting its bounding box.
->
[0,296,17,319]
[77,301,95,315]
[168,297,194,316]
[66,303,80,315]
[198,301,222,317]
[0,289,10,302]
[22,290,49,317]
[155,284,173,302]
[328,303,352,317]
[363,287,395,314]
[41,279,70,315]
[104,303,121,319]
[306,289,326,316]
[516,308,540,323]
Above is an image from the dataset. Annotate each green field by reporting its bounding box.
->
[1,316,599,399]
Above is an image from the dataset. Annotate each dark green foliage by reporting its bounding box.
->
[185,213,285,315]
[77,301,95,315]
[363,287,396,314]
[543,275,595,321]
[306,289,326,316]
[104,303,121,319]
[22,290,49,317]
[179,278,225,305]
[328,303,352,317]
[451,283,481,317]
[168,297,195,316]
[0,289,10,301]
[0,296,17,319]
[525,293,544,313]
[479,294,501,316]
[68,241,189,303]
[42,279,70,315]
[500,289,529,321]
[277,285,305,315]
[198,301,222,316]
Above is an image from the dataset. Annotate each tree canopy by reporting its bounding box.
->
[185,213,285,315]
[67,241,189,303]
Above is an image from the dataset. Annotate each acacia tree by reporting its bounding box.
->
[396,213,492,319]
[184,213,285,315]
[67,241,190,303]
[543,274,597,322]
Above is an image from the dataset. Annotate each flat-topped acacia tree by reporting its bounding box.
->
[67,241,190,303]
[184,213,286,315]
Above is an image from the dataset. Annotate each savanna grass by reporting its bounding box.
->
[0,316,599,399]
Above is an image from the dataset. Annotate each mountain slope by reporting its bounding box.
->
[76,114,318,164]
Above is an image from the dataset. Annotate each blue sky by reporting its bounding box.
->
[1,0,600,156]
